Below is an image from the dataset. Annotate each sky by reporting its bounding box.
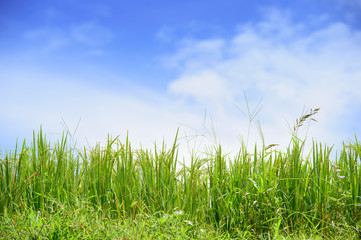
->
[1,0,361,161]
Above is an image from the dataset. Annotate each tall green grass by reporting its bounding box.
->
[1,122,360,238]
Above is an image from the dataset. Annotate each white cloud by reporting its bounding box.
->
[24,28,69,52]
[163,9,361,153]
[162,38,225,70]
[0,67,205,160]
[337,0,361,8]
[170,70,228,101]
[156,26,176,43]
[71,22,114,46]
[22,22,114,55]
[2,7,360,163]
[87,3,112,17]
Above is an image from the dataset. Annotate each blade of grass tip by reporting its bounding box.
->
[37,127,47,211]
[311,142,320,222]
[351,136,360,206]
[348,144,359,215]
[54,132,64,200]
[354,136,361,208]
[319,143,327,226]
[253,144,257,175]
[90,144,101,208]
[30,130,39,210]
[13,139,27,211]
[19,141,30,211]
[81,146,89,200]
[0,154,9,214]
[210,145,220,224]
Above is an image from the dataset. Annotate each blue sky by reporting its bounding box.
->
[1,0,361,158]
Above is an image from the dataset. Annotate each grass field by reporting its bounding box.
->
[1,111,361,239]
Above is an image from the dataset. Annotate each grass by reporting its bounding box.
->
[1,110,361,239]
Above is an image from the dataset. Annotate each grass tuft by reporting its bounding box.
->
[1,112,360,239]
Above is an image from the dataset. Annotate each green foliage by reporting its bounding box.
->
[1,125,360,239]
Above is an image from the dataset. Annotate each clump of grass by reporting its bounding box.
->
[0,109,360,239]
[0,203,224,239]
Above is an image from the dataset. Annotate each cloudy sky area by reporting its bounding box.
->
[1,0,361,160]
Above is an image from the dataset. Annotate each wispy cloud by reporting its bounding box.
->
[0,67,203,156]
[23,28,69,53]
[71,22,114,46]
[161,38,225,70]
[86,3,112,17]
[337,0,361,8]
[2,6,360,161]
[22,21,114,56]
[162,8,361,151]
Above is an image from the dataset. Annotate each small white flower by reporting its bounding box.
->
[184,220,193,226]
[174,210,183,215]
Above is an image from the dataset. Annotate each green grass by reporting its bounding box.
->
[1,116,361,239]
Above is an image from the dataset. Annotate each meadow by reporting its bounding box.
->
[1,110,361,239]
